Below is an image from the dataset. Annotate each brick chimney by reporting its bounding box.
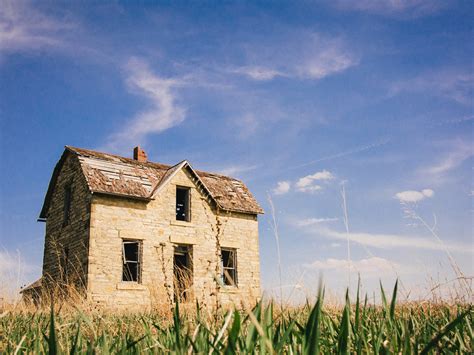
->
[133,146,148,162]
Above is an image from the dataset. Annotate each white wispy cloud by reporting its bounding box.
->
[0,0,75,55]
[231,33,358,82]
[390,69,474,105]
[295,217,339,226]
[331,0,446,18]
[230,66,284,81]
[104,58,186,151]
[215,164,258,177]
[297,39,355,80]
[306,256,396,275]
[273,181,291,195]
[298,224,472,254]
[296,170,334,193]
[420,139,473,184]
[395,189,434,203]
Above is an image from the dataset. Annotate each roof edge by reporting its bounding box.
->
[39,147,74,219]
[43,146,264,216]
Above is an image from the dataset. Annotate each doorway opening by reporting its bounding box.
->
[173,244,193,302]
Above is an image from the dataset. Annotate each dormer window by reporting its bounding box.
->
[176,186,190,221]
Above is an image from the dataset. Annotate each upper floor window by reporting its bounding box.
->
[221,248,237,286]
[176,187,190,221]
[122,240,141,282]
[63,184,72,226]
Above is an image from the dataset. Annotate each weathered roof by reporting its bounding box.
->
[39,146,264,218]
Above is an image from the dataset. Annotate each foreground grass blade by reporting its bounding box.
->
[304,285,324,355]
[380,281,388,314]
[69,323,80,355]
[45,301,57,355]
[245,301,261,352]
[337,289,351,355]
[390,279,398,321]
[420,307,472,355]
[224,310,240,354]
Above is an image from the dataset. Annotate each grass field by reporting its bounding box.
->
[1,281,472,354]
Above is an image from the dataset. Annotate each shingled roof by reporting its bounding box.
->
[39,146,264,219]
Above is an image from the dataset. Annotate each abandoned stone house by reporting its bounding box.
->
[22,146,264,307]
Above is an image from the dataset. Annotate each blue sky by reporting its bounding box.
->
[1,0,472,302]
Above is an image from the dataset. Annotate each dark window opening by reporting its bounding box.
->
[122,241,141,282]
[176,187,190,221]
[63,184,72,225]
[174,245,193,302]
[221,248,237,286]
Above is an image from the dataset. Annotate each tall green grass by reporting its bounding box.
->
[1,282,472,354]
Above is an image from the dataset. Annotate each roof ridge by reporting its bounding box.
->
[66,145,172,169]
[66,146,243,181]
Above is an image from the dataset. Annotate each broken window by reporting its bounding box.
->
[63,184,72,225]
[176,187,190,221]
[174,244,193,302]
[122,240,141,282]
[221,248,237,286]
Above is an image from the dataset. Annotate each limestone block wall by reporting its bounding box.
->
[42,153,91,291]
[87,167,261,308]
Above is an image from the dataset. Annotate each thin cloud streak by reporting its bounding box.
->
[301,225,472,254]
[390,69,474,105]
[295,217,339,226]
[306,256,398,275]
[212,164,258,177]
[330,0,446,18]
[288,139,390,170]
[419,139,473,184]
[229,66,285,81]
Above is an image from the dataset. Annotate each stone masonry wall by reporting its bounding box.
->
[87,167,261,309]
[42,153,91,292]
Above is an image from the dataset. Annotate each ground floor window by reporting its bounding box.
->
[221,248,237,286]
[122,240,141,282]
[174,244,193,302]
